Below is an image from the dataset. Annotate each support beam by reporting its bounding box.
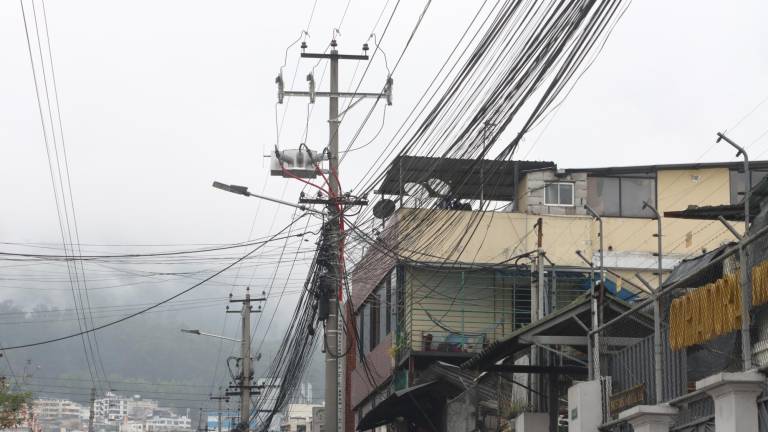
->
[487,364,587,375]
[523,335,642,347]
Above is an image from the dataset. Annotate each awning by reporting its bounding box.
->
[356,381,441,431]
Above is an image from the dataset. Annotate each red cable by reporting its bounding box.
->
[280,164,330,195]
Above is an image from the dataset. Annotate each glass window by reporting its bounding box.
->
[730,169,768,204]
[621,178,656,217]
[588,175,655,217]
[361,304,370,354]
[385,274,392,335]
[559,183,574,205]
[544,182,574,206]
[369,296,379,349]
[357,309,365,357]
[587,177,620,216]
[377,285,387,339]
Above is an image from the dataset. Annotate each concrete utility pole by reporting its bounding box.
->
[226,288,265,431]
[277,38,391,432]
[88,387,96,432]
[716,132,753,370]
[210,391,230,432]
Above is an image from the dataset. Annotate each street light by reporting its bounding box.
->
[212,181,324,215]
[180,329,241,343]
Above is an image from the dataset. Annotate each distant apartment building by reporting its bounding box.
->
[95,392,129,423]
[206,410,238,432]
[309,407,323,432]
[279,404,323,432]
[118,415,191,432]
[33,399,83,423]
[126,396,158,419]
[26,392,188,432]
[346,157,768,429]
[144,414,191,432]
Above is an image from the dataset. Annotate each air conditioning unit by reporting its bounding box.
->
[270,148,322,178]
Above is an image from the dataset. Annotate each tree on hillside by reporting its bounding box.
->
[0,377,31,429]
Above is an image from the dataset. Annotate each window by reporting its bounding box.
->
[587,175,656,217]
[620,177,655,217]
[587,177,620,216]
[369,295,380,349]
[729,169,768,204]
[357,309,365,357]
[362,304,370,354]
[544,182,574,206]
[384,275,392,335]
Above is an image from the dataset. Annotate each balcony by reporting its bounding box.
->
[394,266,593,365]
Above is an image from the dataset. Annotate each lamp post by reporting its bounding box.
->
[584,205,603,380]
[716,132,753,371]
[576,249,595,380]
[642,201,664,404]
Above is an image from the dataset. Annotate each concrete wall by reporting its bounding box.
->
[522,170,588,216]
[395,163,742,273]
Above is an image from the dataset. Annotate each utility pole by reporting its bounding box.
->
[277,38,391,432]
[210,391,230,432]
[226,288,265,432]
[88,387,96,432]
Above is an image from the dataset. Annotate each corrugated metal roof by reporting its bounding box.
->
[377,155,556,201]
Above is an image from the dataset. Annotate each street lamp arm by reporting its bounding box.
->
[180,329,241,342]
[212,181,325,215]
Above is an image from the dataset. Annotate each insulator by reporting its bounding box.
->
[362,43,369,52]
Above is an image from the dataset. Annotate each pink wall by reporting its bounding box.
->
[350,332,394,408]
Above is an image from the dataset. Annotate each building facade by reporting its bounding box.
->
[346,157,768,429]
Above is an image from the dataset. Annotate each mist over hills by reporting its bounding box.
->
[0,298,325,416]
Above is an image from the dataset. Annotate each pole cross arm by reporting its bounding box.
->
[282,90,389,100]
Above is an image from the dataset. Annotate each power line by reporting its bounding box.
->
[0,216,307,351]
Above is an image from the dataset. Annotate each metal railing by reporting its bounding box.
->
[596,223,768,430]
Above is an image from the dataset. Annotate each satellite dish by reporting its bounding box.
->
[373,199,396,219]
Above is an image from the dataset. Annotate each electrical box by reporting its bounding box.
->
[270,148,321,178]
[568,380,602,432]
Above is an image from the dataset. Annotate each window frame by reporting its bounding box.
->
[544,181,575,207]
[729,168,768,204]
[587,174,657,218]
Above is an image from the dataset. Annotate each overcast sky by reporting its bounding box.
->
[1,0,767,338]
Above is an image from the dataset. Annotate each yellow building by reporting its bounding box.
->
[346,157,768,428]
